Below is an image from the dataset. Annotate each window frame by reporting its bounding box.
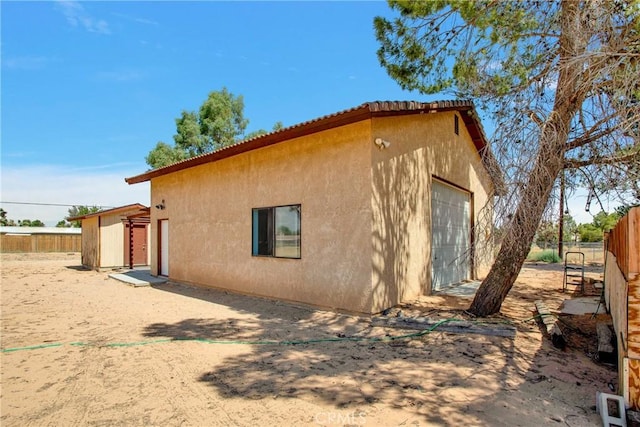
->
[251,204,301,259]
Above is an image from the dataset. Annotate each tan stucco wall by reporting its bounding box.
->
[370,112,494,312]
[150,121,375,313]
[147,112,494,314]
[81,217,99,269]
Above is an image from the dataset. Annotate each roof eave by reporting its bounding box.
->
[124,100,490,185]
[67,203,149,221]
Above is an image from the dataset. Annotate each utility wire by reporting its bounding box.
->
[0,201,113,208]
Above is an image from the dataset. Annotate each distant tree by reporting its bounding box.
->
[145,142,187,170]
[174,111,205,156]
[577,223,603,242]
[575,211,620,241]
[535,221,558,248]
[56,220,71,228]
[0,208,15,226]
[66,205,102,227]
[592,211,620,233]
[375,0,640,316]
[245,121,287,140]
[146,88,249,169]
[17,219,44,227]
[563,214,578,241]
[197,88,248,150]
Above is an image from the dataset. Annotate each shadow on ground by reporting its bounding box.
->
[143,282,548,425]
[65,265,91,271]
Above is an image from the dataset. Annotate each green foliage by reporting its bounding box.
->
[146,88,251,169]
[535,221,558,247]
[592,210,620,233]
[529,250,561,263]
[375,0,545,96]
[535,214,578,247]
[56,220,70,228]
[578,223,603,242]
[174,111,204,156]
[18,219,45,227]
[576,211,620,241]
[245,121,287,140]
[0,209,15,226]
[66,205,102,228]
[563,214,578,240]
[198,88,248,149]
[145,142,187,170]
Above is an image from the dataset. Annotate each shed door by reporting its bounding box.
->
[159,220,169,276]
[131,224,148,266]
[431,180,471,291]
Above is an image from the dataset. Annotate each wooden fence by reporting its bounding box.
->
[604,207,640,410]
[607,208,640,280]
[0,234,82,253]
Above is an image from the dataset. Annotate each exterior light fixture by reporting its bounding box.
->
[155,199,166,210]
[374,138,391,149]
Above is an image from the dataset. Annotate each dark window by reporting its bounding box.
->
[454,114,459,135]
[252,205,301,258]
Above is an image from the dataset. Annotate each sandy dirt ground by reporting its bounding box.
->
[1,253,617,426]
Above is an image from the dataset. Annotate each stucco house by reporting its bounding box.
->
[126,101,501,314]
[69,204,150,270]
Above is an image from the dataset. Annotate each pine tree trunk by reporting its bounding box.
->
[468,0,584,317]
[468,136,566,316]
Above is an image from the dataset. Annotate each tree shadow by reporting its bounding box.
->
[65,265,91,271]
[148,281,363,336]
[141,283,547,425]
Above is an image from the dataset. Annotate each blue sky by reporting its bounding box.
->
[1,1,611,225]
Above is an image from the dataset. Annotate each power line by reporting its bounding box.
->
[0,201,114,208]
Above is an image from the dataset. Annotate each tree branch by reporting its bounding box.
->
[564,151,639,169]
[565,128,616,151]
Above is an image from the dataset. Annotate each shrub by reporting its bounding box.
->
[529,250,561,263]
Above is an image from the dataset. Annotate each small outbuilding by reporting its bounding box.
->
[69,204,150,270]
[126,100,502,314]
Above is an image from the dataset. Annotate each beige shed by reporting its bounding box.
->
[69,204,150,270]
[126,101,501,314]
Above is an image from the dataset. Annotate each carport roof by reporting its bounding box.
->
[125,100,503,192]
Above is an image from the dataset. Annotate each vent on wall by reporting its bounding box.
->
[454,114,459,135]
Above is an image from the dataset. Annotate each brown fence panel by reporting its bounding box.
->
[0,235,32,252]
[607,207,640,279]
[0,234,81,253]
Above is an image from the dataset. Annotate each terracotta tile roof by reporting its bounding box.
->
[125,100,502,191]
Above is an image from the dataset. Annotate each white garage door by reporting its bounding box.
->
[431,180,471,291]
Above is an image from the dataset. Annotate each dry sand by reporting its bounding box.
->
[1,253,616,426]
